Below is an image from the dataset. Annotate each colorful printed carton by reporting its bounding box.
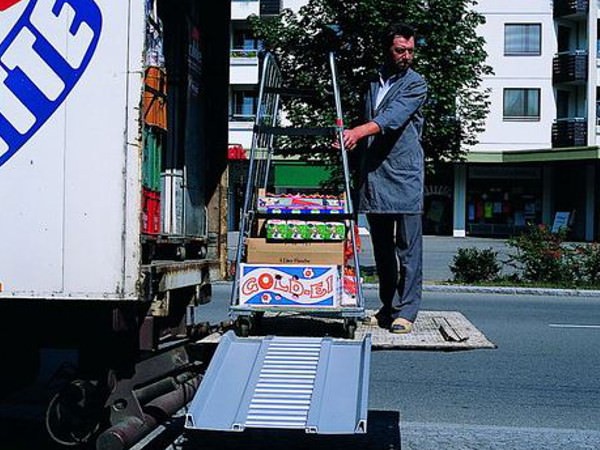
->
[257,194,345,214]
[287,220,313,240]
[315,222,345,240]
[265,220,346,241]
[238,264,340,307]
[265,220,291,240]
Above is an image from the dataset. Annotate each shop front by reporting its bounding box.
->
[454,154,599,241]
[466,165,543,237]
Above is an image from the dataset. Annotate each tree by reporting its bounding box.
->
[248,0,493,179]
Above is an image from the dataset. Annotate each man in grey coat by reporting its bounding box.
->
[341,23,427,333]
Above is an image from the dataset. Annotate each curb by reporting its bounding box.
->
[366,283,600,297]
[214,280,600,297]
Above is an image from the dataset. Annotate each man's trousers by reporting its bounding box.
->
[366,213,422,322]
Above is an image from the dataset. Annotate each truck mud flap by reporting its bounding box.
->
[185,331,371,434]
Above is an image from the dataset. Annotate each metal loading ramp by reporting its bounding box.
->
[185,331,371,434]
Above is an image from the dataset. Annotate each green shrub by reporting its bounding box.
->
[449,247,501,283]
[571,243,600,287]
[506,224,576,286]
[448,224,600,288]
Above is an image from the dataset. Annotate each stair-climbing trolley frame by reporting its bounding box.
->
[229,51,365,339]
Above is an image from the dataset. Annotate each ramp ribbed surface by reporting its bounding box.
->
[246,339,321,429]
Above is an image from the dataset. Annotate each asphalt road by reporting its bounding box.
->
[201,283,600,449]
[372,291,600,449]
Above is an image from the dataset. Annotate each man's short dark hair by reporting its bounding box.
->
[382,23,416,50]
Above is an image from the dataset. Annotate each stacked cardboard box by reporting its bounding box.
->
[257,193,345,215]
[241,190,358,307]
[265,220,345,241]
[246,238,344,265]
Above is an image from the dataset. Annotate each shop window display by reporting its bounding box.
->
[467,186,542,237]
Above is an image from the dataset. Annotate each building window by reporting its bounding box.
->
[597,19,600,57]
[232,29,260,51]
[504,24,541,56]
[231,89,258,121]
[260,0,281,15]
[556,90,570,119]
[503,88,540,121]
[231,28,262,57]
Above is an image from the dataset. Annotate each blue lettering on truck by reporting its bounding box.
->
[0,0,102,167]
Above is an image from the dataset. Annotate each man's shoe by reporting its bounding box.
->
[364,309,392,328]
[390,317,413,334]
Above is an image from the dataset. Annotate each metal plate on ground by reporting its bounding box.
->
[358,310,496,350]
[176,410,400,450]
[198,310,496,351]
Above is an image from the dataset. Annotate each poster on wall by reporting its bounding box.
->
[551,211,571,233]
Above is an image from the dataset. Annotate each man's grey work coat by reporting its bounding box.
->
[356,68,427,214]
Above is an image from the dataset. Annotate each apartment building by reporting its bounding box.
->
[228,0,600,241]
[457,0,599,241]
[227,0,323,230]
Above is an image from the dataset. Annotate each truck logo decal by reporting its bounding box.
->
[0,1,25,11]
[0,0,102,167]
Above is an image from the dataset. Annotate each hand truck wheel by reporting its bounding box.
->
[344,318,357,340]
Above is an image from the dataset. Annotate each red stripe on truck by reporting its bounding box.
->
[0,0,23,12]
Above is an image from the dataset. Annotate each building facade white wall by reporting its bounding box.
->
[473,1,556,153]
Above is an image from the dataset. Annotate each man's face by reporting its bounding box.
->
[389,35,415,71]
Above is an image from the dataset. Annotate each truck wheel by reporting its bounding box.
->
[46,379,102,447]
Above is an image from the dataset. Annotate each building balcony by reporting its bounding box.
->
[553,0,588,19]
[552,118,588,148]
[230,49,260,84]
[552,51,588,84]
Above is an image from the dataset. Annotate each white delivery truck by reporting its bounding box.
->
[0,3,497,449]
[0,0,230,447]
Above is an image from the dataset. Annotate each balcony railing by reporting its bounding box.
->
[230,113,256,122]
[552,51,588,84]
[553,0,589,18]
[230,48,260,58]
[552,118,588,148]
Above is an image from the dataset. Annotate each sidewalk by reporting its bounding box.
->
[422,235,511,283]
[419,235,600,297]
[226,233,600,297]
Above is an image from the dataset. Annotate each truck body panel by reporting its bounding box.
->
[0,0,228,300]
[1,0,143,298]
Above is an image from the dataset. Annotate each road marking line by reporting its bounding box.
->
[549,324,600,329]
